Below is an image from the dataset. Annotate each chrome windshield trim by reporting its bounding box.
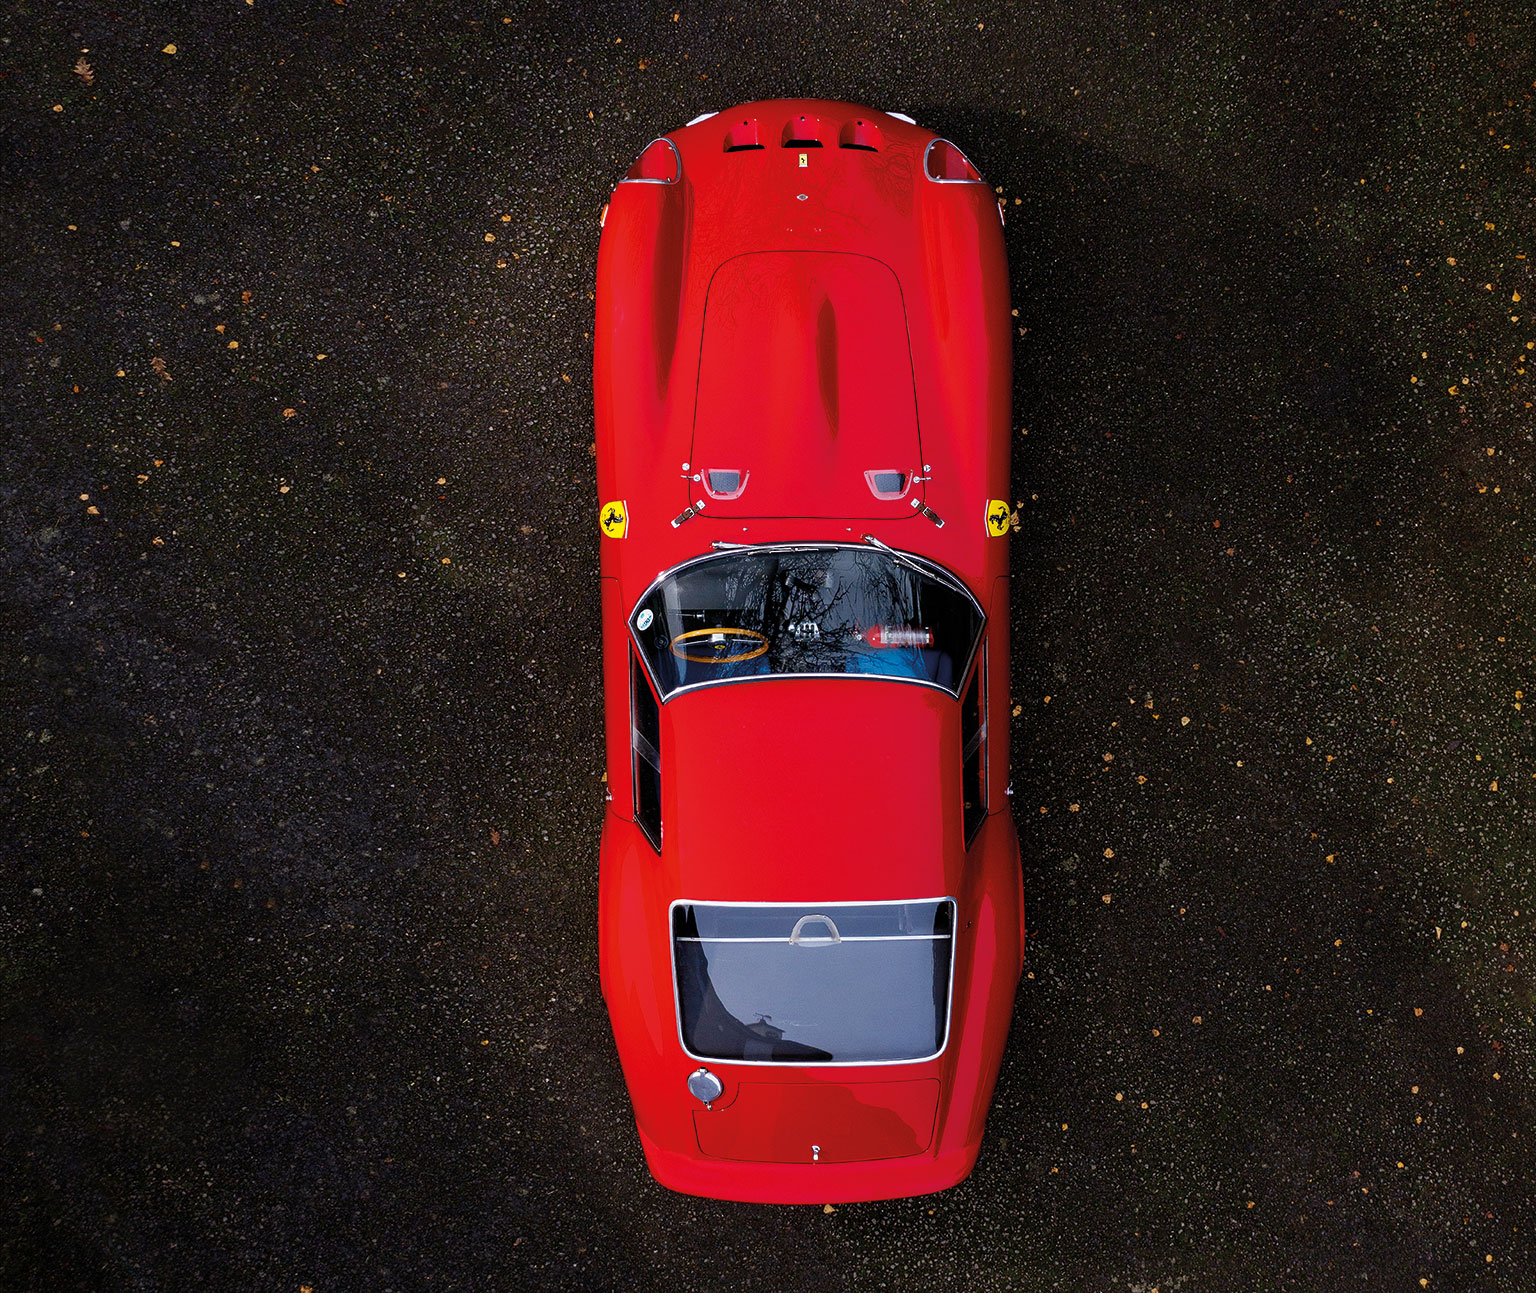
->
[655,669,962,705]
[631,541,980,610]
[626,541,985,704]
[668,896,959,1069]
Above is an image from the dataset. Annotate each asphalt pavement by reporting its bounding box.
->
[3,3,1534,1290]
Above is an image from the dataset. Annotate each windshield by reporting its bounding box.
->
[673,900,955,1064]
[631,545,982,700]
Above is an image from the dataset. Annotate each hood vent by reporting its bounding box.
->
[781,114,825,148]
[838,118,882,151]
[723,118,763,151]
[702,468,748,500]
[864,469,910,500]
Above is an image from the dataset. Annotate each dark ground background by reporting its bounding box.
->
[2,2,1534,1290]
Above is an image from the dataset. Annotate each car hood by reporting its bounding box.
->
[660,678,962,900]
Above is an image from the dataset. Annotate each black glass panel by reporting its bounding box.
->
[961,663,985,844]
[673,900,954,1063]
[631,654,662,851]
[632,546,982,700]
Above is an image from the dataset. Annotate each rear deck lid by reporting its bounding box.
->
[693,1079,939,1164]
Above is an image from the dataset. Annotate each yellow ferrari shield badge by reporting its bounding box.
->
[599,499,628,539]
[985,499,1011,537]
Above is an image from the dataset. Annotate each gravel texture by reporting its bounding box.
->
[2,2,1533,1290]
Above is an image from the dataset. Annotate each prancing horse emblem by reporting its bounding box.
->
[599,499,628,539]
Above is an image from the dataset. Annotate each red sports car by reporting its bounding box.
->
[594,99,1022,1204]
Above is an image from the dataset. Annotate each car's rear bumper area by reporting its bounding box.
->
[638,1125,981,1204]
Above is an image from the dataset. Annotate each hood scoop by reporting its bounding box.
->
[691,252,923,519]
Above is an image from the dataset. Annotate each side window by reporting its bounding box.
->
[631,652,663,851]
[961,657,985,844]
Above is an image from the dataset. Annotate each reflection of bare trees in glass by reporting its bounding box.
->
[763,551,919,675]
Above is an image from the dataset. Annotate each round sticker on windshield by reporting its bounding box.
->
[636,609,654,631]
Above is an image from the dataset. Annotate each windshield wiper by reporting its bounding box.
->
[861,534,974,600]
[860,533,933,581]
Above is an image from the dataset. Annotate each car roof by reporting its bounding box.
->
[659,676,962,900]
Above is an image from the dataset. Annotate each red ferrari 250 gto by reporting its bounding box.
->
[594,99,1022,1203]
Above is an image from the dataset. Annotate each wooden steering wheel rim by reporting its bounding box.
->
[669,626,770,665]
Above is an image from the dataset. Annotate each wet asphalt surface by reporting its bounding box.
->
[3,2,1535,1290]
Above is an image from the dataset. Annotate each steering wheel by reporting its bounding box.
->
[669,626,770,664]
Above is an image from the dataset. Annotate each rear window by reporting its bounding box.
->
[672,899,955,1064]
